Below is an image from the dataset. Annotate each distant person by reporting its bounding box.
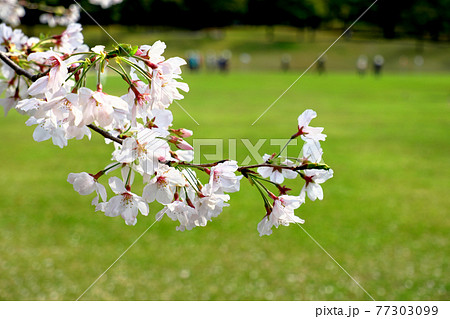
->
[356,55,368,76]
[205,52,217,71]
[281,54,291,72]
[217,56,228,72]
[218,50,231,72]
[414,55,424,68]
[317,55,326,75]
[239,53,251,70]
[187,51,201,72]
[373,55,384,76]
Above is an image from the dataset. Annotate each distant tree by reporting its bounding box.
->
[400,0,450,41]
[246,0,320,40]
[18,0,450,41]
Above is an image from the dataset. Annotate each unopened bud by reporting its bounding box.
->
[168,136,193,150]
[170,128,193,138]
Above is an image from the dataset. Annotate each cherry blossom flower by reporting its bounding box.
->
[135,40,166,64]
[294,109,326,142]
[67,172,107,205]
[299,169,334,201]
[0,76,27,115]
[42,88,83,126]
[25,115,67,148]
[0,0,25,27]
[77,87,129,128]
[54,23,84,54]
[142,165,187,204]
[257,154,297,184]
[149,57,189,109]
[258,195,305,236]
[257,216,273,236]
[112,127,171,175]
[16,88,91,146]
[27,51,68,96]
[121,80,152,121]
[89,0,123,9]
[195,183,230,222]
[156,200,198,231]
[143,109,173,135]
[302,140,323,163]
[0,22,27,51]
[99,176,148,226]
[174,149,194,162]
[129,41,189,110]
[209,160,243,193]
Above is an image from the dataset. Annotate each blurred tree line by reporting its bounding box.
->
[23,0,450,40]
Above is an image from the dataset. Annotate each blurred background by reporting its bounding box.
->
[19,0,450,72]
[0,0,449,300]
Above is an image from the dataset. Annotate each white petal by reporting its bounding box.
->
[142,183,157,203]
[297,109,317,128]
[308,183,323,201]
[97,183,108,202]
[155,186,173,205]
[33,125,50,142]
[270,171,284,184]
[27,76,48,96]
[108,176,127,194]
[137,200,149,216]
[257,166,273,178]
[282,169,298,179]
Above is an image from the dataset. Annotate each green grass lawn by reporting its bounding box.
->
[0,72,449,300]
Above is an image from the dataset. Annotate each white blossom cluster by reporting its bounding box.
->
[0,22,242,232]
[0,23,333,236]
[256,110,333,236]
[0,0,122,27]
[0,0,25,27]
[89,0,123,9]
[39,5,80,28]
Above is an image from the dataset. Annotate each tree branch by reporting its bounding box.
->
[87,124,123,145]
[175,160,330,173]
[238,163,330,172]
[0,51,47,81]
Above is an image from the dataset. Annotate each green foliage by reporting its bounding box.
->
[21,0,450,40]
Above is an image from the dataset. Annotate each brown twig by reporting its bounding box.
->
[175,160,329,173]
[0,51,41,81]
[87,124,124,145]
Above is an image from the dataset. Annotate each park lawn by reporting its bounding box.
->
[0,72,448,300]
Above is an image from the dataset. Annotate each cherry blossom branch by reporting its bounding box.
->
[175,161,330,173]
[238,163,330,172]
[0,51,47,81]
[1,21,334,236]
[87,124,124,145]
[0,51,124,145]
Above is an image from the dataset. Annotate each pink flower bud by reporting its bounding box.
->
[168,136,194,150]
[178,128,193,138]
[177,139,193,150]
[170,128,193,138]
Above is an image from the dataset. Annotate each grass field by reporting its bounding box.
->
[0,71,449,300]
